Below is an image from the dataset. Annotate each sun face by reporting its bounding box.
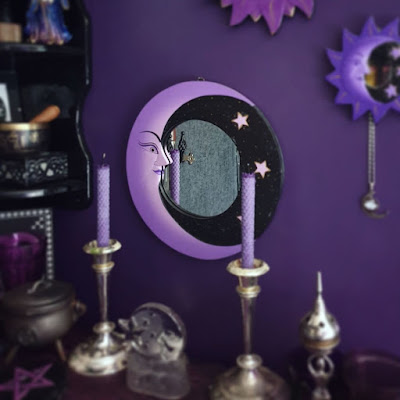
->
[221,0,314,35]
[326,17,400,122]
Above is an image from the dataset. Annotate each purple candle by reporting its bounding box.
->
[97,157,110,247]
[170,149,180,204]
[241,173,256,268]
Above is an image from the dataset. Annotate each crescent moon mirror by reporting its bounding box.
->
[126,81,284,259]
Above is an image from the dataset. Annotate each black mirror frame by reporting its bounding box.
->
[159,95,284,246]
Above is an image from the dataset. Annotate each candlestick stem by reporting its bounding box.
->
[97,272,108,322]
[240,280,255,355]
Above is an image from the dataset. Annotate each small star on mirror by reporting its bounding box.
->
[254,161,271,178]
[232,112,249,130]
[390,46,400,59]
[385,84,398,98]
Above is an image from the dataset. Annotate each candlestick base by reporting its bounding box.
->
[210,354,290,400]
[68,321,127,376]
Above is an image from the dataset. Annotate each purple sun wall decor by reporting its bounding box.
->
[220,0,314,35]
[326,17,400,123]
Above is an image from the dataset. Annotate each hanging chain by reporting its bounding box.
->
[361,113,388,218]
[367,112,376,192]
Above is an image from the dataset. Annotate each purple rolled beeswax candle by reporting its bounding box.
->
[241,173,256,269]
[170,149,180,204]
[97,161,110,247]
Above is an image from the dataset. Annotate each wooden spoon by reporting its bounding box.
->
[30,105,61,123]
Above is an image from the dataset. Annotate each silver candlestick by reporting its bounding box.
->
[299,272,340,400]
[210,259,290,400]
[68,239,127,376]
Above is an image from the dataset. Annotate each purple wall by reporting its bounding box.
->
[55,0,400,372]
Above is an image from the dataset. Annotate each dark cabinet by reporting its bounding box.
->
[0,0,92,210]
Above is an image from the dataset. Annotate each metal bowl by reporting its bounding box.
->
[0,122,50,155]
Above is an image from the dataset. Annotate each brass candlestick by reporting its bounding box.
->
[299,272,340,400]
[68,239,127,376]
[210,259,290,400]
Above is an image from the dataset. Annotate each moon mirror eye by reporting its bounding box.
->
[139,142,159,154]
[365,41,400,102]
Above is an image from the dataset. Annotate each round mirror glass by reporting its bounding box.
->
[365,41,400,102]
[162,120,240,218]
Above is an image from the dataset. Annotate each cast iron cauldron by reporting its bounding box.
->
[0,279,85,348]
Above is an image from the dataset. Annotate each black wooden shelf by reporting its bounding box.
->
[0,42,85,55]
[0,179,84,200]
[0,179,88,210]
[0,0,92,211]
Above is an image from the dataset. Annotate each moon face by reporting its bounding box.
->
[126,81,254,260]
[342,36,390,104]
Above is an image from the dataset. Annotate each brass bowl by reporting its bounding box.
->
[0,122,50,155]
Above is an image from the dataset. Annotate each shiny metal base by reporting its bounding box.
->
[210,354,291,400]
[68,321,127,376]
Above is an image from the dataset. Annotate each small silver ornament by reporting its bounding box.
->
[299,272,340,400]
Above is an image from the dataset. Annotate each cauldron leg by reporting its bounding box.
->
[5,345,19,365]
[55,339,66,362]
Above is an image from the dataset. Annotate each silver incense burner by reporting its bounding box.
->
[299,272,340,400]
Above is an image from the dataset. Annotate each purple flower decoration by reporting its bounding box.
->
[326,17,400,122]
[221,0,314,35]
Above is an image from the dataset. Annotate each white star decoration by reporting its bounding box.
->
[390,46,400,59]
[254,160,271,178]
[232,112,249,130]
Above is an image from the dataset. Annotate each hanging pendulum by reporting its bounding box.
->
[360,113,388,219]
